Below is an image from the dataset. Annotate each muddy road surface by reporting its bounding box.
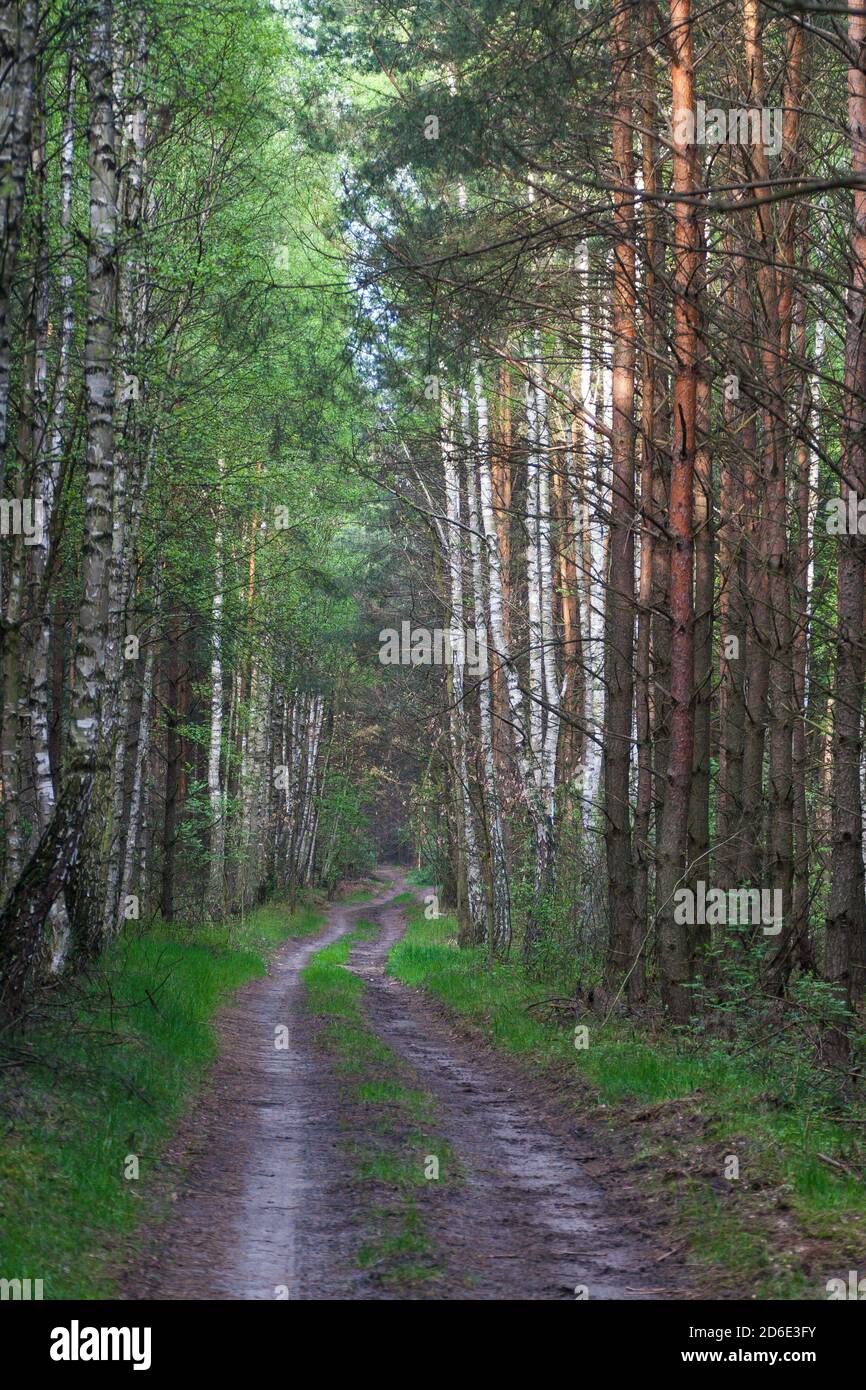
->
[128,872,683,1300]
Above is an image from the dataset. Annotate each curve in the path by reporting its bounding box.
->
[346,883,683,1301]
[130,871,683,1300]
[129,874,402,1300]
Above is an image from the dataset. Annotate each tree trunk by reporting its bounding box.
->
[603,2,638,995]
[826,0,866,1048]
[656,0,700,1022]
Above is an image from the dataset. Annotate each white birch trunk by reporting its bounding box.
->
[465,379,511,951]
[475,364,550,886]
[585,283,608,821]
[525,372,545,784]
[208,475,226,913]
[442,386,486,937]
[119,608,157,932]
[535,375,562,818]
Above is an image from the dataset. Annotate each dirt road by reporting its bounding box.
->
[129,873,683,1300]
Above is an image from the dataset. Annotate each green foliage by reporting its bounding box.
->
[301,918,453,1286]
[316,771,377,895]
[0,900,322,1298]
[687,941,863,1116]
[388,897,866,1296]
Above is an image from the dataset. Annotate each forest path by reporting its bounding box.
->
[344,882,684,1300]
[126,878,402,1299]
[128,872,684,1300]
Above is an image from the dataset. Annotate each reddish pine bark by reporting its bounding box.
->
[656,0,701,1021]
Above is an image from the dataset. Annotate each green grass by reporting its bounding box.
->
[356,1205,434,1277]
[404,867,438,889]
[388,898,866,1298]
[301,918,454,1288]
[339,887,376,903]
[0,899,323,1299]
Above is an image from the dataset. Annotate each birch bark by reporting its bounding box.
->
[441,385,485,940]
[465,378,511,951]
[208,468,225,914]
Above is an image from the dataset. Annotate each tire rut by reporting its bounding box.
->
[127,878,401,1300]
[128,872,683,1300]
[346,882,685,1300]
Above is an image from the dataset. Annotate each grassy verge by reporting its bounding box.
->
[301,919,454,1289]
[0,898,325,1299]
[404,867,437,889]
[388,897,866,1299]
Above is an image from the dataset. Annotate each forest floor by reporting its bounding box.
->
[125,870,688,1300]
[4,866,851,1300]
